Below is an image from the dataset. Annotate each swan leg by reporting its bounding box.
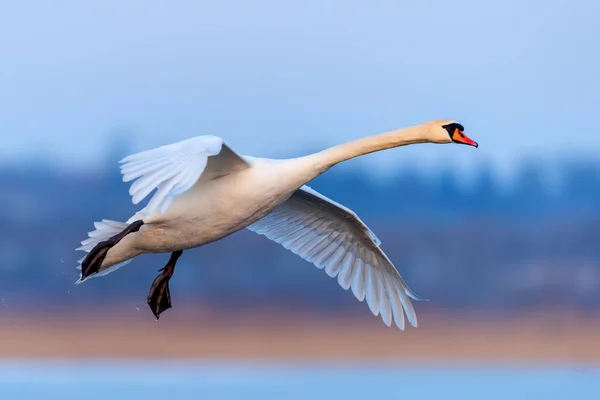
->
[147,250,183,320]
[80,220,144,280]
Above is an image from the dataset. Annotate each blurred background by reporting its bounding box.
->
[1,0,600,398]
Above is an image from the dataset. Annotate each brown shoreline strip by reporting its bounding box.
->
[1,310,599,364]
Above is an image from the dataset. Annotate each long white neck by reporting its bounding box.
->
[275,124,436,196]
[305,125,431,174]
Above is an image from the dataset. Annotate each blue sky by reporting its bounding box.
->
[1,0,598,177]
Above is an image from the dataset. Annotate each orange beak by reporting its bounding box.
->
[452,128,478,148]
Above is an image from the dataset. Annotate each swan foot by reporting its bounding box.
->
[147,250,183,320]
[80,220,144,280]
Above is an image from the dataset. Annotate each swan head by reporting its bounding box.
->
[427,120,478,148]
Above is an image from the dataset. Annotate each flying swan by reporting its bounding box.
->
[76,120,477,329]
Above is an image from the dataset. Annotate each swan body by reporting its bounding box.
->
[76,120,477,329]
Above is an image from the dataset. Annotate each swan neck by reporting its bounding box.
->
[312,126,428,171]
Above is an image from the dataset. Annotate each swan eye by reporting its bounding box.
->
[442,122,464,137]
[443,122,478,147]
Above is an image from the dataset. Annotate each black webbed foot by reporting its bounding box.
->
[147,250,183,320]
[80,220,144,280]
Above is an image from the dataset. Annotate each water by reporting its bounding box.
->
[0,360,597,399]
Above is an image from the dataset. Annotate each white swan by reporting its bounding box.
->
[76,120,477,329]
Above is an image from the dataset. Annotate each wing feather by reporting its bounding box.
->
[118,136,250,216]
[247,185,424,329]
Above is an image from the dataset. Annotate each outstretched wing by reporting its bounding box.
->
[119,135,251,216]
[247,185,424,330]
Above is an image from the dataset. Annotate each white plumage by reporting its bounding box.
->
[120,135,225,216]
[248,185,424,329]
[75,120,478,328]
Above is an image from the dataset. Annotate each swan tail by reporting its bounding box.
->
[75,219,134,284]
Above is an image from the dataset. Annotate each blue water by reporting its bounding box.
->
[0,361,598,399]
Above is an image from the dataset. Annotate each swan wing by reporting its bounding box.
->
[119,135,251,216]
[247,185,424,330]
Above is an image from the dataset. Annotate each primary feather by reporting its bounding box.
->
[119,135,225,216]
[247,185,424,329]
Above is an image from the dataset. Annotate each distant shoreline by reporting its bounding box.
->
[1,308,599,364]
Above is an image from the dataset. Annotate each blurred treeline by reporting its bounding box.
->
[2,137,600,314]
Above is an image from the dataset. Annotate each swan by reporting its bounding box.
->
[76,120,477,329]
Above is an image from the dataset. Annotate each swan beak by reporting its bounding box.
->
[452,129,478,148]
